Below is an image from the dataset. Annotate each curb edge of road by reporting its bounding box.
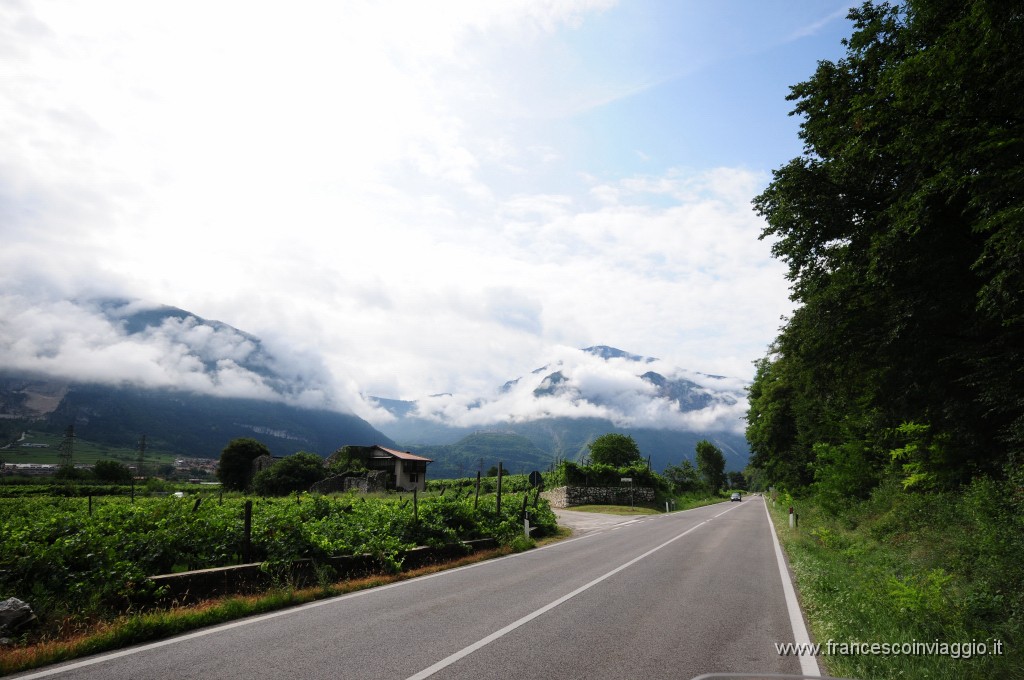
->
[763,498,823,678]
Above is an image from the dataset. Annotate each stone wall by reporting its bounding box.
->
[309,470,388,494]
[540,485,654,508]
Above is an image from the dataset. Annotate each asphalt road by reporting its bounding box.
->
[16,498,814,680]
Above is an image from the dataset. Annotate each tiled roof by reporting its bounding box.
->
[373,445,433,463]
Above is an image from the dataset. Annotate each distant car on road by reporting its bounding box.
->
[730,492,741,502]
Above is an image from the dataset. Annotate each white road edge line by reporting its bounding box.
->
[763,497,822,677]
[405,503,744,680]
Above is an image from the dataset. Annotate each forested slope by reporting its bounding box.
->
[745,3,1022,677]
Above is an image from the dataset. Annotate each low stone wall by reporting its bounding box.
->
[309,471,388,494]
[540,485,655,508]
[147,539,497,605]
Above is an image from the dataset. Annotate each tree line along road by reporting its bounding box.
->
[14,498,817,680]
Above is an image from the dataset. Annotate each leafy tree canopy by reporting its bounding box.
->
[748,0,1024,493]
[93,459,132,484]
[325,445,370,476]
[217,437,270,491]
[663,459,701,494]
[695,440,726,492]
[587,433,643,467]
[252,451,327,496]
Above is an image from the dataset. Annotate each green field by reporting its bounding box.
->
[2,430,181,466]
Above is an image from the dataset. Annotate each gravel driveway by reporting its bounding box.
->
[552,508,641,534]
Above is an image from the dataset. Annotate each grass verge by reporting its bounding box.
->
[567,492,733,517]
[767,480,1022,680]
[568,504,660,515]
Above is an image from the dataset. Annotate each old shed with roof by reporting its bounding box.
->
[365,445,433,492]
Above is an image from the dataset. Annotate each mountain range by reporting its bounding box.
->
[0,299,751,475]
[369,345,751,475]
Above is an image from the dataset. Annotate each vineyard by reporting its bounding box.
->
[0,489,558,627]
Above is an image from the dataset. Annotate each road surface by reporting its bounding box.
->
[15,498,818,680]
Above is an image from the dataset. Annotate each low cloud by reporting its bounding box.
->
[0,0,796,418]
[405,347,749,434]
[0,293,382,419]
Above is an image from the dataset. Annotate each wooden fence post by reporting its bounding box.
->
[496,462,503,516]
[243,500,253,563]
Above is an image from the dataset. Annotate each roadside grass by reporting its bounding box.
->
[536,526,573,544]
[0,545,526,677]
[567,492,731,516]
[569,504,660,515]
[671,492,732,512]
[767,479,1023,680]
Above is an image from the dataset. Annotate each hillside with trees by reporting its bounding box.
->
[748,0,1022,497]
[745,2,1022,677]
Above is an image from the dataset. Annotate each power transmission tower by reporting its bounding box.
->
[57,424,75,469]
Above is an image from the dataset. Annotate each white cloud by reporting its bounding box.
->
[0,0,807,422]
[402,347,748,434]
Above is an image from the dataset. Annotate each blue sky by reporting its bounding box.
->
[0,0,857,423]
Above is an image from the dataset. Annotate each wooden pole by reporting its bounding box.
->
[413,488,418,523]
[474,471,481,509]
[496,462,503,516]
[243,500,253,563]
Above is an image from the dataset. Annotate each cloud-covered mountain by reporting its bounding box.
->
[0,296,370,416]
[0,295,752,469]
[0,297,392,457]
[374,345,748,433]
[369,345,751,472]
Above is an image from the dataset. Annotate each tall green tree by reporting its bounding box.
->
[93,459,132,484]
[663,459,701,494]
[216,437,270,491]
[695,440,726,492]
[587,433,643,467]
[252,451,327,496]
[748,0,1024,490]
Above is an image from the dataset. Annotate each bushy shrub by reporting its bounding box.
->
[251,452,327,496]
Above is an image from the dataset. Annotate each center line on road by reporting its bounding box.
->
[404,508,738,680]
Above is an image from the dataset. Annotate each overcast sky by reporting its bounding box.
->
[1,1,857,417]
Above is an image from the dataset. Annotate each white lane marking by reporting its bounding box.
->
[404,517,718,680]
[763,498,822,677]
